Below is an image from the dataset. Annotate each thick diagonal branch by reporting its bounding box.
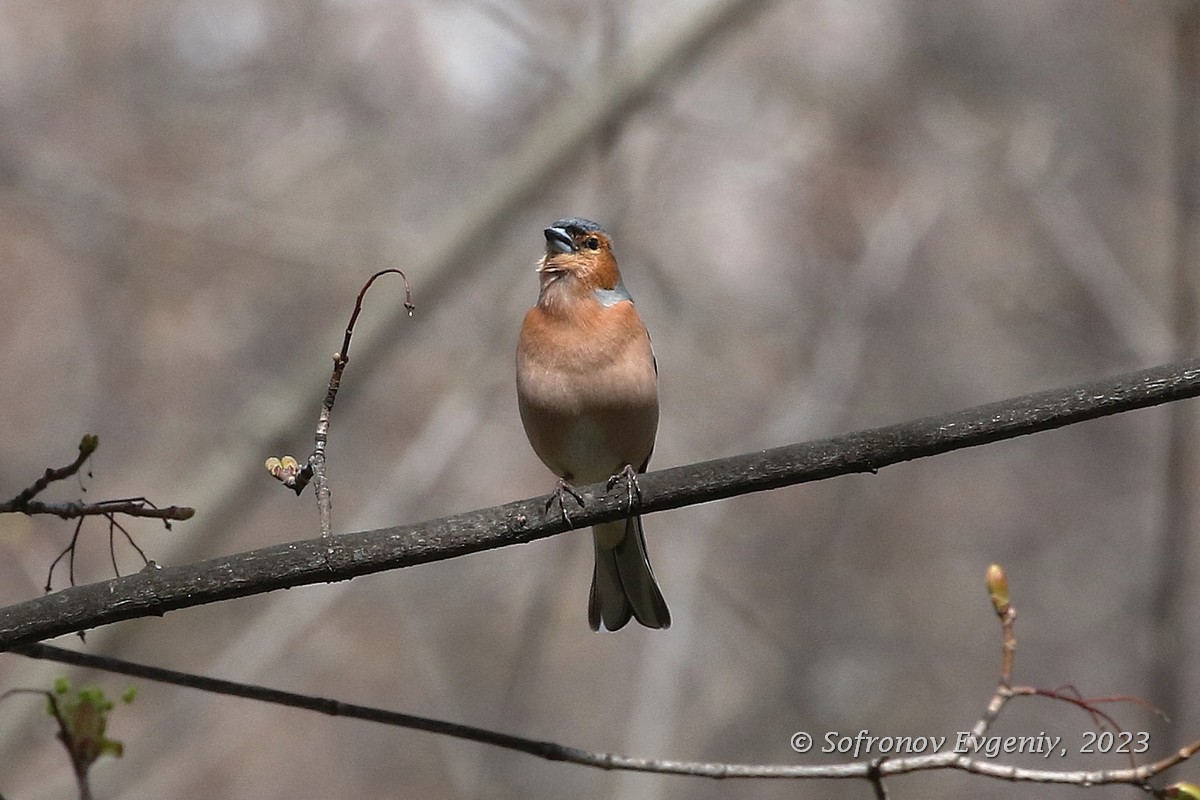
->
[1,357,1198,651]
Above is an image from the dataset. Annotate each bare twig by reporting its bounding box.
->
[266,269,414,538]
[13,498,195,523]
[44,519,87,593]
[36,501,182,594]
[42,509,161,594]
[109,516,149,577]
[0,437,193,591]
[1,435,98,510]
[1061,692,1170,723]
[967,564,1017,741]
[969,565,1184,784]
[1,435,194,523]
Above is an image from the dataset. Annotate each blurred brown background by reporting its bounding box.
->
[1,1,1198,798]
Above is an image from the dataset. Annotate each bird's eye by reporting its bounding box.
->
[585,237,600,250]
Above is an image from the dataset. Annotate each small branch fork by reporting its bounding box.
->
[974,567,1169,762]
[12,566,1199,794]
[0,435,194,591]
[265,269,414,537]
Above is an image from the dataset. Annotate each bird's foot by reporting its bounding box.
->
[546,477,585,526]
[607,464,642,513]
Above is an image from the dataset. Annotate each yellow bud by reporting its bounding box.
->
[987,564,1009,612]
[266,455,302,482]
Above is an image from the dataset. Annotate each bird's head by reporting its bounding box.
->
[536,218,623,305]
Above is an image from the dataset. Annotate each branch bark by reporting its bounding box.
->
[2,357,1198,651]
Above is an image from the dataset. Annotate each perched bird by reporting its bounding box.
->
[516,218,670,631]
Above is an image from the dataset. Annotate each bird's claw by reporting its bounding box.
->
[546,478,585,526]
[607,464,642,513]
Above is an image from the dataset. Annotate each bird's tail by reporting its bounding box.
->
[588,516,670,631]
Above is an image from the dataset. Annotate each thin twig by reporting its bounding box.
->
[10,498,194,523]
[1,435,98,511]
[968,565,1183,786]
[108,515,150,573]
[968,564,1017,741]
[314,270,414,536]
[42,510,162,593]
[44,519,86,593]
[1068,693,1170,722]
[0,438,190,522]
[266,268,414,540]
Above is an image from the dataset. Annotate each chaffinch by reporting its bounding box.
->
[516,218,670,631]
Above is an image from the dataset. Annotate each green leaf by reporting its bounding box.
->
[49,683,128,768]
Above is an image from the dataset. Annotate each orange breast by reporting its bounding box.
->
[517,301,658,482]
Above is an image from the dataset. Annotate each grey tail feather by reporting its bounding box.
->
[588,516,670,631]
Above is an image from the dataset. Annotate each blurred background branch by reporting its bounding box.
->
[1151,0,1200,728]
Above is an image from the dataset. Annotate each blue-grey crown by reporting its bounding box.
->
[550,217,605,235]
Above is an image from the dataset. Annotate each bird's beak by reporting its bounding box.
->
[543,226,574,255]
